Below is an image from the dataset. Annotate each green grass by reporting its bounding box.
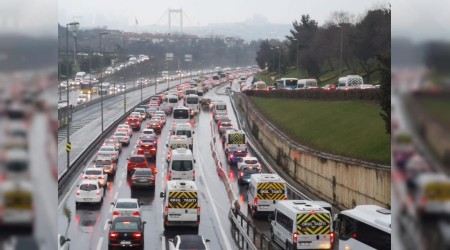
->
[251,97,391,165]
[419,96,450,129]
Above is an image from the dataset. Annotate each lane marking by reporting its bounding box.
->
[122,172,125,178]
[96,237,103,250]
[161,236,166,250]
[195,132,233,250]
[114,191,118,200]
[104,221,108,231]
[118,180,123,188]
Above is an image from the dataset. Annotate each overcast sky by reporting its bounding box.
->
[58,0,386,30]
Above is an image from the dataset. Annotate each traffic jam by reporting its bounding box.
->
[59,68,391,250]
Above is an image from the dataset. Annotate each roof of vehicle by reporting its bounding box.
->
[167,180,197,191]
[116,198,138,203]
[276,200,330,214]
[340,205,391,233]
[250,173,284,183]
[79,179,100,186]
[172,148,193,156]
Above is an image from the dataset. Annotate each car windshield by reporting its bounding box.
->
[142,131,154,134]
[116,202,138,209]
[169,98,178,103]
[176,130,192,138]
[130,157,145,163]
[115,133,127,137]
[114,221,139,230]
[85,170,102,175]
[96,160,112,165]
[216,105,226,110]
[79,184,98,191]
[140,139,154,144]
[101,147,114,151]
[243,167,260,174]
[134,170,152,176]
[179,239,206,249]
[186,98,198,104]
[171,160,193,171]
[244,160,258,164]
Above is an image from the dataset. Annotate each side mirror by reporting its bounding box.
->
[205,239,210,243]
[139,202,144,206]
[108,221,112,224]
[166,144,168,148]
[66,238,71,242]
[160,192,165,198]
[110,202,115,205]
[192,131,195,134]
[194,159,196,163]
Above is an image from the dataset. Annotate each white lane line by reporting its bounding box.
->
[96,237,104,250]
[114,191,118,200]
[195,135,233,250]
[104,221,108,231]
[122,172,125,178]
[109,204,113,213]
[161,236,166,250]
[118,180,123,188]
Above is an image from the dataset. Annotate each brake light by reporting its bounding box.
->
[76,191,80,195]
[330,232,335,244]
[131,177,136,181]
[197,207,201,215]
[124,137,128,140]
[82,176,87,179]
[284,197,288,200]
[352,233,357,239]
[132,233,142,238]
[98,176,104,179]
[254,197,258,205]
[109,233,119,238]
[113,211,119,216]
[164,206,169,216]
[239,172,243,177]
[293,232,298,243]
[132,211,140,216]
[230,154,234,158]
[96,190,100,195]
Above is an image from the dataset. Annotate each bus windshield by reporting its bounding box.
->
[186,97,199,104]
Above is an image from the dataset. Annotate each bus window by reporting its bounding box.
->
[173,109,189,119]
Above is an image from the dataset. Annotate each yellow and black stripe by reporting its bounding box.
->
[228,133,245,144]
[170,144,189,149]
[257,182,285,200]
[168,192,198,209]
[296,213,330,235]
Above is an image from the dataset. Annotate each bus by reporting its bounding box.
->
[335,205,391,250]
[185,94,200,115]
[58,101,73,129]
[172,107,190,125]
[275,78,298,90]
[79,81,98,94]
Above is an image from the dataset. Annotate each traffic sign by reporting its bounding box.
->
[124,99,127,104]
[66,142,72,152]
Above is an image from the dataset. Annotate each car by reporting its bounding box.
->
[153,114,166,125]
[227,147,248,165]
[112,132,131,146]
[322,83,336,91]
[130,112,143,122]
[82,168,107,187]
[131,168,156,189]
[214,113,228,122]
[147,107,158,117]
[134,108,147,120]
[111,198,143,220]
[77,94,89,104]
[146,119,163,133]
[237,156,261,170]
[97,145,119,162]
[108,216,146,249]
[117,124,133,137]
[104,138,123,152]
[154,111,167,123]
[126,117,141,130]
[168,235,210,250]
[58,234,71,250]
[93,157,116,176]
[217,118,232,127]
[75,180,104,205]
[126,155,149,175]
[136,136,158,159]
[237,165,262,185]
[218,122,233,135]
[141,128,156,137]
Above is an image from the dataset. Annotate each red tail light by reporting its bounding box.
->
[98,176,104,179]
[96,190,100,195]
[82,176,87,179]
[197,207,201,215]
[164,206,168,216]
[112,211,119,216]
[352,233,357,239]
[254,197,258,205]
[131,177,136,181]
[293,232,298,243]
[132,233,142,238]
[132,211,140,216]
[330,232,335,244]
[239,172,244,177]
[76,191,80,195]
[110,233,119,238]
[284,197,288,200]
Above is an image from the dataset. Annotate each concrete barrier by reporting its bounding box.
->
[233,93,391,210]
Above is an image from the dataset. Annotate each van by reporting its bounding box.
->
[269,200,333,249]
[296,79,318,90]
[247,174,287,217]
[160,180,200,228]
[172,107,190,125]
[171,123,194,150]
[336,75,374,90]
[168,148,195,181]
[166,135,190,163]
[75,72,86,82]
[99,82,111,95]
[185,94,200,115]
[166,95,179,110]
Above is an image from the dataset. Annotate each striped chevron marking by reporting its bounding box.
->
[257,182,285,200]
[168,192,198,209]
[297,213,331,235]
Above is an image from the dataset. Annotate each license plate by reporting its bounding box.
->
[122,212,132,216]
[84,198,93,201]
[170,214,181,218]
[139,179,147,182]
[120,241,131,245]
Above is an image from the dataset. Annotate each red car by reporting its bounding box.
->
[146,119,163,133]
[127,155,149,175]
[136,138,157,158]
[127,117,141,130]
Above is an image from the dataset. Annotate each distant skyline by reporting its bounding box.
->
[58,0,386,36]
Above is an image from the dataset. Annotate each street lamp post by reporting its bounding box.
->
[339,25,343,77]
[292,38,299,74]
[277,46,281,74]
[271,47,275,72]
[84,38,92,93]
[66,21,80,170]
[99,31,109,132]
[120,76,126,114]
[137,72,143,102]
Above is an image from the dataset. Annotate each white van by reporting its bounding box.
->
[160,180,200,228]
[166,135,190,163]
[185,94,200,115]
[269,200,333,249]
[336,75,374,90]
[166,95,179,109]
[296,79,318,90]
[75,71,86,82]
[172,107,190,125]
[172,123,194,150]
[99,82,111,95]
[247,174,287,217]
[168,148,195,181]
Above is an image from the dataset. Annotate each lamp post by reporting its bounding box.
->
[137,72,143,102]
[84,38,92,93]
[292,38,299,74]
[120,76,126,114]
[65,21,79,170]
[338,24,343,77]
[99,31,109,132]
[277,46,281,75]
[271,47,275,72]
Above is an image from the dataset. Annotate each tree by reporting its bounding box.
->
[378,53,391,135]
[255,40,273,70]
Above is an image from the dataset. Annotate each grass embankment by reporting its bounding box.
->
[251,97,390,165]
[255,60,381,87]
[418,96,450,129]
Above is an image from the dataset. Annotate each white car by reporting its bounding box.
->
[58,234,70,250]
[154,113,166,125]
[237,157,261,170]
[112,131,131,146]
[117,124,133,137]
[169,235,210,250]
[82,168,107,187]
[111,198,143,220]
[141,128,156,137]
[77,94,88,104]
[97,145,119,162]
[130,112,143,122]
[75,180,104,205]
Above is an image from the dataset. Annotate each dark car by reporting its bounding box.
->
[108,216,146,249]
[146,119,163,133]
[238,165,262,185]
[131,168,156,189]
[218,122,233,135]
[136,137,157,158]
[227,147,248,165]
[93,157,116,176]
[169,235,210,250]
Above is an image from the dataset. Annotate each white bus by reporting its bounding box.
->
[172,107,190,125]
[296,79,318,90]
[335,205,391,250]
[185,94,200,115]
[275,78,298,90]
